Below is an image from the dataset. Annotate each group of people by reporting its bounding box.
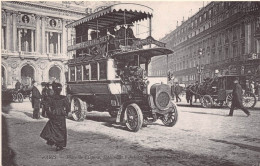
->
[246,80,260,97]
[30,81,70,151]
[171,83,183,102]
[107,23,136,50]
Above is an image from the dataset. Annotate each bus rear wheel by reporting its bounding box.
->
[70,97,87,121]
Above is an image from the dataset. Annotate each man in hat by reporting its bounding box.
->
[31,81,42,119]
[126,23,135,46]
[228,77,250,117]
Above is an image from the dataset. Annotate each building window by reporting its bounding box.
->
[91,63,97,80]
[233,45,238,57]
[19,29,35,52]
[241,23,245,38]
[69,66,75,82]
[76,65,82,81]
[225,47,229,59]
[46,32,61,55]
[99,61,107,80]
[241,42,245,55]
[83,64,90,80]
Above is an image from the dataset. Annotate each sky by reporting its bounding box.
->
[124,1,207,40]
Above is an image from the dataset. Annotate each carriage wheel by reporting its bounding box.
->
[226,93,233,108]
[161,106,178,127]
[125,103,143,132]
[201,95,213,108]
[70,97,87,121]
[12,93,17,101]
[17,93,24,103]
[243,92,257,108]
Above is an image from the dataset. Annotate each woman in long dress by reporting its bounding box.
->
[40,83,70,151]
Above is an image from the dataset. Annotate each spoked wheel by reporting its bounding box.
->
[161,108,178,127]
[70,97,87,121]
[125,103,143,132]
[12,93,17,101]
[243,92,257,108]
[17,93,24,103]
[226,93,233,108]
[201,95,213,108]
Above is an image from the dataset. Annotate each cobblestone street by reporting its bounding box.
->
[2,98,260,166]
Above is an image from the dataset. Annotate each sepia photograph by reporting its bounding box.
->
[1,1,260,166]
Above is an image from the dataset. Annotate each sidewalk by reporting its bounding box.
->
[173,95,260,110]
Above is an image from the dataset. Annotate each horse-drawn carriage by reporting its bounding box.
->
[187,75,257,108]
[11,86,32,103]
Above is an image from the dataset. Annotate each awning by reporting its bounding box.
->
[66,3,153,29]
[112,47,174,62]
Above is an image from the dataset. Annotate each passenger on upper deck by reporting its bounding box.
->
[126,23,135,46]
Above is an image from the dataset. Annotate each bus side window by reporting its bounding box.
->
[83,64,90,80]
[91,63,97,80]
[76,65,82,81]
[70,66,75,82]
[99,61,107,80]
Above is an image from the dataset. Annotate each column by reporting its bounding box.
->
[246,22,252,54]
[18,29,21,51]
[6,10,11,51]
[31,30,34,52]
[35,15,41,53]
[62,19,67,55]
[58,33,61,55]
[12,12,17,52]
[46,32,49,54]
[41,16,46,54]
[67,27,71,58]
[1,27,4,49]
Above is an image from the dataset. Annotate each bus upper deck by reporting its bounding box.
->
[65,3,167,59]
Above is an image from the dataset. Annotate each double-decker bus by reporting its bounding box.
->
[65,3,178,132]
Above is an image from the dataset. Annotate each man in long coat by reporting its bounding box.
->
[228,77,250,116]
[31,81,41,119]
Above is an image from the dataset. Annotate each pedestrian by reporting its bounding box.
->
[15,79,21,91]
[186,84,193,105]
[194,81,201,103]
[228,77,250,117]
[41,82,48,118]
[31,81,41,119]
[174,83,182,102]
[40,82,70,151]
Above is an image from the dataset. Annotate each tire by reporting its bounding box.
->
[243,92,257,108]
[161,104,178,127]
[17,93,24,103]
[70,97,88,121]
[201,95,213,108]
[125,103,143,132]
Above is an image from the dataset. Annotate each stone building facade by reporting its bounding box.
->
[1,1,117,89]
[150,2,260,85]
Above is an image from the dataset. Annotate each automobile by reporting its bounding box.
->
[65,3,178,132]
